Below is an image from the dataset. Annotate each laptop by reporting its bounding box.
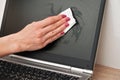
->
[0,0,106,80]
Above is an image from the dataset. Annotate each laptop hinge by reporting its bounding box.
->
[71,67,93,75]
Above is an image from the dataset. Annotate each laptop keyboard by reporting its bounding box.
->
[0,60,80,80]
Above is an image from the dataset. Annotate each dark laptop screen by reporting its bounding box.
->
[0,0,105,70]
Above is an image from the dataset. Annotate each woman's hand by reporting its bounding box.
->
[0,15,70,57]
[16,14,70,52]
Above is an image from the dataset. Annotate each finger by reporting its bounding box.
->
[36,15,67,28]
[43,32,64,47]
[43,23,69,41]
[42,17,70,35]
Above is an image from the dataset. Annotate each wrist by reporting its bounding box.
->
[0,33,22,55]
[7,33,23,53]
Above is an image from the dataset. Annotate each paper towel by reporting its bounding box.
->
[60,8,76,33]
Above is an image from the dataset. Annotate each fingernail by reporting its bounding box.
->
[65,23,69,27]
[61,15,67,18]
[61,32,64,35]
[66,17,70,21]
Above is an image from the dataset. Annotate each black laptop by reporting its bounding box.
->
[0,0,106,80]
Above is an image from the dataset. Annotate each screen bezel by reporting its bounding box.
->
[0,0,106,70]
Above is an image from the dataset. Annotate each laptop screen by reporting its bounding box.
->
[0,0,105,70]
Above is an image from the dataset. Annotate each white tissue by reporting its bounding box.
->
[60,8,76,33]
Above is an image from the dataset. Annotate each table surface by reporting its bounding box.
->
[92,64,120,80]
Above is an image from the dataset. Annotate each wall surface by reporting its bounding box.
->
[96,0,120,69]
[0,0,120,69]
[0,0,6,29]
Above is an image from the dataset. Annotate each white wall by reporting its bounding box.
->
[96,0,120,69]
[0,0,6,29]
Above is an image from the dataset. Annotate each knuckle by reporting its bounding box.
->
[50,31,55,35]
[49,17,56,22]
[36,38,45,46]
[48,16,58,22]
[35,31,40,37]
[39,31,43,36]
[41,38,46,43]
[37,31,44,36]
[29,21,37,27]
[31,21,37,25]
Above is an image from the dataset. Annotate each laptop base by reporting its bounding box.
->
[0,55,92,80]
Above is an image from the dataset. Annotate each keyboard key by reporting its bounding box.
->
[0,60,79,80]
